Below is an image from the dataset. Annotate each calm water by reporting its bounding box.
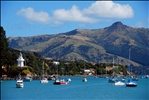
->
[1,76,149,100]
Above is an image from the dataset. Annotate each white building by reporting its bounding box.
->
[17,52,25,67]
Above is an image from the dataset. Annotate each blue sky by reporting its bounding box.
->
[1,1,149,37]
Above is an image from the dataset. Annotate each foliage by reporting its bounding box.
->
[0,26,9,68]
[8,22,149,66]
[1,26,133,78]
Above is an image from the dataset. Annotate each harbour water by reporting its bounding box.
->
[1,76,149,100]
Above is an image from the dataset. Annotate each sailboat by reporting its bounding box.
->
[126,49,137,87]
[115,80,125,86]
[108,57,117,83]
[82,63,87,82]
[40,61,48,83]
[104,62,108,79]
[53,61,69,85]
[94,66,98,78]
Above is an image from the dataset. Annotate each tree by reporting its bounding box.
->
[1,26,9,76]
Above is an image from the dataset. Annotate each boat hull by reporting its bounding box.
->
[40,79,48,83]
[82,77,87,82]
[16,80,24,88]
[16,83,24,88]
[126,84,137,87]
[108,78,116,83]
[24,77,32,82]
[126,82,137,87]
[82,79,87,82]
[115,81,125,86]
[53,81,68,85]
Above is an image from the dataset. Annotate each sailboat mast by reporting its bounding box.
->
[112,56,114,76]
[128,48,131,76]
[42,61,44,77]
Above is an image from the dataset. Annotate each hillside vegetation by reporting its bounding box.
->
[8,22,149,66]
[1,26,130,78]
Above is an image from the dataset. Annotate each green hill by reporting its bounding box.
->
[8,22,149,66]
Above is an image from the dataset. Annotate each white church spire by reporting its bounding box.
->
[17,52,25,67]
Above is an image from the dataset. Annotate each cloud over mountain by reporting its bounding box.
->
[17,7,50,24]
[83,1,133,18]
[17,1,134,25]
[53,5,96,23]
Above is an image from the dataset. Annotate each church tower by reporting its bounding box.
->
[17,52,25,67]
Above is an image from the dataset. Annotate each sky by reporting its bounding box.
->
[1,1,149,37]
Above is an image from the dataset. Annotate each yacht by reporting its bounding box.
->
[115,81,125,86]
[53,79,69,85]
[40,61,48,84]
[16,79,24,88]
[24,76,32,82]
[126,79,137,87]
[126,49,137,87]
[40,77,48,83]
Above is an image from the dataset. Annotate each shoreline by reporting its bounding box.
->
[1,74,135,80]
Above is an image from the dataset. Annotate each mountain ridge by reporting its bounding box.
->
[8,22,149,66]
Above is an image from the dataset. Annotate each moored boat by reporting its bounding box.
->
[67,78,71,82]
[53,79,69,85]
[121,78,125,82]
[115,81,125,86]
[132,76,139,81]
[40,61,48,84]
[82,77,87,82]
[40,77,48,83]
[145,75,149,79]
[108,77,117,83]
[24,76,32,82]
[126,79,137,87]
[126,49,137,87]
[16,79,24,88]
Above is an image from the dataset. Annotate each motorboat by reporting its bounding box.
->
[40,77,48,83]
[24,76,32,82]
[82,77,87,82]
[53,79,69,85]
[115,81,125,86]
[126,79,137,87]
[16,79,24,88]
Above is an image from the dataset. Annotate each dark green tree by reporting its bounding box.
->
[1,26,9,76]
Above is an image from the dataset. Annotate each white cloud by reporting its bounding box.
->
[53,5,96,23]
[83,1,134,18]
[17,7,50,24]
[17,1,134,25]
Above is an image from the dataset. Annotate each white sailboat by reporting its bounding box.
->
[115,80,125,86]
[82,63,87,82]
[126,49,137,87]
[40,61,48,84]
[109,57,117,83]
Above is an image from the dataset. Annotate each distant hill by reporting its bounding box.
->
[8,22,149,66]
